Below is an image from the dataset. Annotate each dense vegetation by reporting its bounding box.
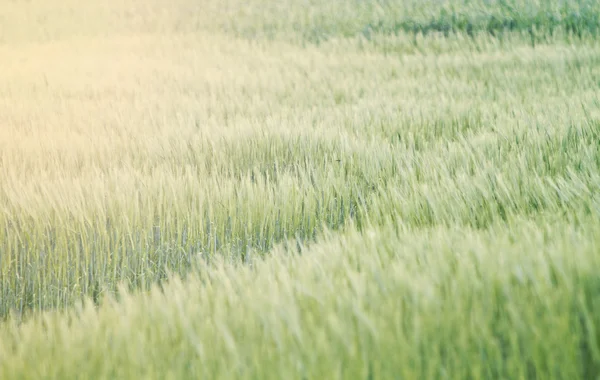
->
[0,0,599,378]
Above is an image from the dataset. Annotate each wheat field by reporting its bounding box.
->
[1,0,600,379]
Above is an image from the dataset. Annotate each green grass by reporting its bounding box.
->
[207,0,600,43]
[2,219,600,378]
[0,0,600,378]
